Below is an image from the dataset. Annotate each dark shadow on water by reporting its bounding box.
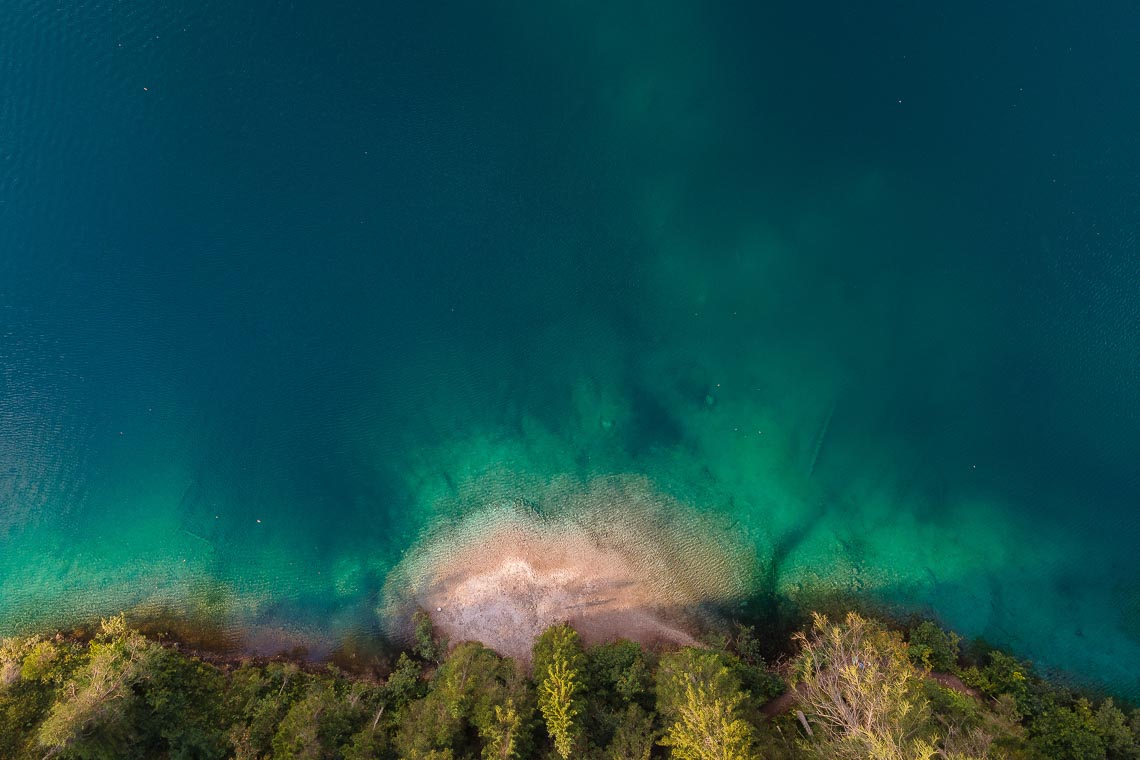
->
[624,381,686,459]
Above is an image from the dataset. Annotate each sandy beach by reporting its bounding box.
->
[385,476,753,662]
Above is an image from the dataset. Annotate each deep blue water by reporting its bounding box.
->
[2,1,1138,693]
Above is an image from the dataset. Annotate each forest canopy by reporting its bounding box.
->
[1,611,1137,759]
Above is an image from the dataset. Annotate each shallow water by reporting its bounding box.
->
[2,2,1138,694]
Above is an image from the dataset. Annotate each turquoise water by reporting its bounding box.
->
[2,2,1138,693]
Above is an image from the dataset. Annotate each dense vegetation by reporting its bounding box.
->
[2,610,1137,759]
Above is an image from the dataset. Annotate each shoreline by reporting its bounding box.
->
[5,604,1133,759]
[8,588,1116,699]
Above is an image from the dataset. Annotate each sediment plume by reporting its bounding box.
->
[382,474,755,661]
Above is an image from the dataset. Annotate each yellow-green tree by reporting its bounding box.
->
[533,624,586,759]
[659,680,756,760]
[1,634,78,760]
[656,648,757,760]
[37,615,160,757]
[478,698,522,759]
[790,612,937,760]
[540,658,581,759]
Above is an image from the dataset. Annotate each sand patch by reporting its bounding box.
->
[383,475,754,661]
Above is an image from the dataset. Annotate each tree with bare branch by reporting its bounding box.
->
[789,612,938,760]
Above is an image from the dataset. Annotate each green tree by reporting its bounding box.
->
[384,652,425,710]
[723,624,785,704]
[656,649,744,720]
[396,641,528,759]
[583,639,655,748]
[337,681,390,760]
[607,704,657,760]
[532,624,586,691]
[340,716,391,760]
[271,676,366,760]
[1029,699,1106,760]
[18,638,75,685]
[434,642,509,721]
[921,680,1026,760]
[226,660,307,759]
[1094,699,1140,760]
[731,624,765,669]
[587,639,653,708]
[395,689,465,758]
[136,645,229,759]
[480,668,537,759]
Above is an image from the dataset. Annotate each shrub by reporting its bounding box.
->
[907,621,961,672]
[413,609,447,664]
[384,652,425,710]
[960,650,1037,719]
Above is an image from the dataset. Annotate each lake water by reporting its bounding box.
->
[2,1,1138,694]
